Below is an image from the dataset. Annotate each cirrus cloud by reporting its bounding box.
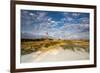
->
[21,10,90,40]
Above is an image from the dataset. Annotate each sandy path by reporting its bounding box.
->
[21,47,89,63]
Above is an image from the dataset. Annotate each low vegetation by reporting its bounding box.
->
[21,39,89,55]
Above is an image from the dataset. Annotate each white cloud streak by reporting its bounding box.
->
[21,10,89,39]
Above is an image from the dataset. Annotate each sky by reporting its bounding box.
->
[21,10,90,39]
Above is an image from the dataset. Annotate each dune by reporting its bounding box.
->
[21,46,89,63]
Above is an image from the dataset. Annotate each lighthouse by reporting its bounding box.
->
[46,32,48,36]
[45,32,49,40]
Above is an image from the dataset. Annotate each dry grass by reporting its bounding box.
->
[21,39,89,55]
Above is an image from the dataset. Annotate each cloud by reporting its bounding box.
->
[63,12,80,18]
[21,10,89,40]
[79,17,89,24]
[72,13,80,17]
[29,12,35,16]
[67,17,73,21]
[54,23,89,39]
[60,23,89,32]
[63,12,89,24]
[36,12,47,21]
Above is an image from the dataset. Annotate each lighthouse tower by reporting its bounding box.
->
[45,32,49,40]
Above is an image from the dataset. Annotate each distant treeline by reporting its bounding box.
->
[21,38,53,42]
[21,38,89,42]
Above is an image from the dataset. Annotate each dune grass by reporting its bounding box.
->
[21,39,89,55]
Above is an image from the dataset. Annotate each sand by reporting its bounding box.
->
[21,47,89,63]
